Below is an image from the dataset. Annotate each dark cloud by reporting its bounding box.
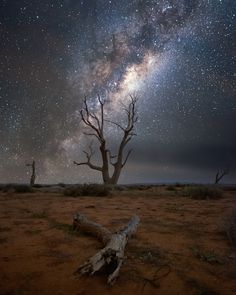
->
[131,141,236,170]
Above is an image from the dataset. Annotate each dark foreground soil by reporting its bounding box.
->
[0,187,235,295]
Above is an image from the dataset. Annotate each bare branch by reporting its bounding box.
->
[84,143,95,160]
[106,95,138,141]
[97,93,104,106]
[215,167,230,184]
[73,160,102,172]
[125,95,138,132]
[74,143,102,171]
[83,132,101,141]
[122,149,132,167]
[90,112,101,131]
[108,150,117,166]
[80,97,102,139]
[104,119,126,131]
[97,94,105,134]
[124,136,132,145]
[73,160,88,166]
[129,132,137,136]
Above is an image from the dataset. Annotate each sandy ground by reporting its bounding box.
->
[0,187,236,295]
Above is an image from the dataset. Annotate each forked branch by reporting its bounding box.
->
[122,149,132,167]
[215,167,230,184]
[73,143,102,171]
[73,212,140,285]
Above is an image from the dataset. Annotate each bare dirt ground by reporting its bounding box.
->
[0,187,235,295]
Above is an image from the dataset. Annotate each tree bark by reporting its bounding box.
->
[26,160,36,186]
[30,160,36,186]
[73,213,140,285]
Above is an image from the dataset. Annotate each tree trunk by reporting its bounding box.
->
[27,160,36,186]
[100,142,110,184]
[73,213,140,285]
[111,165,122,185]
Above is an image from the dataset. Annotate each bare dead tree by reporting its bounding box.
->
[74,95,138,185]
[214,167,229,184]
[26,160,36,186]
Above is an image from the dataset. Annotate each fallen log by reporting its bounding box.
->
[73,213,140,285]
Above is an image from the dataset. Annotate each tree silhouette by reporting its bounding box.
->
[214,167,229,184]
[74,95,138,185]
[26,160,36,186]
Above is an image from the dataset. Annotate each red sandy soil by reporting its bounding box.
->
[0,187,236,295]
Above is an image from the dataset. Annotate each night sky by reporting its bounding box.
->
[0,0,235,184]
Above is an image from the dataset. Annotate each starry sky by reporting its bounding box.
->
[0,0,235,184]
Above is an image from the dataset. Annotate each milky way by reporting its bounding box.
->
[0,0,235,184]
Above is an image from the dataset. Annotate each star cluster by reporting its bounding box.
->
[0,0,235,183]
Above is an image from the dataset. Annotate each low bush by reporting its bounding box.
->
[1,184,33,193]
[32,184,43,188]
[57,183,66,188]
[64,183,111,197]
[222,186,236,192]
[126,184,152,191]
[174,183,186,188]
[183,185,222,200]
[113,185,127,191]
[223,208,236,247]
[191,246,223,264]
[166,185,177,191]
[31,211,48,219]
[51,221,78,236]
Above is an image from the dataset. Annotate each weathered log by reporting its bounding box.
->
[73,213,140,285]
[73,213,111,244]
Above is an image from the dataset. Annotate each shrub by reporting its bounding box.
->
[191,246,223,264]
[31,211,48,219]
[15,185,33,193]
[81,183,111,196]
[2,184,33,193]
[223,208,236,247]
[222,186,236,192]
[32,184,43,188]
[183,185,222,200]
[126,184,152,191]
[0,184,5,191]
[51,221,78,236]
[114,185,127,191]
[166,185,177,191]
[175,183,185,188]
[57,183,66,188]
[64,184,111,197]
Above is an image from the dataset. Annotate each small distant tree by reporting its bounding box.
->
[74,95,138,185]
[26,160,36,186]
[214,167,229,184]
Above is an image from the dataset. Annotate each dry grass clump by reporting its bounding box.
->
[191,246,223,264]
[222,186,236,192]
[183,185,222,200]
[0,184,33,193]
[126,184,152,191]
[63,183,111,197]
[223,208,236,247]
[166,185,177,191]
